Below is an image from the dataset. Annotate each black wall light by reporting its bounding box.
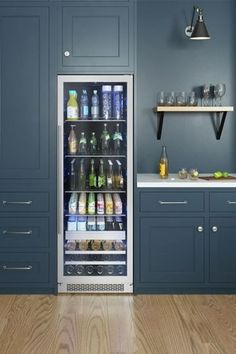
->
[185,6,210,40]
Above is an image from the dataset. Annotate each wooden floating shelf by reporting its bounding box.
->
[154,106,234,140]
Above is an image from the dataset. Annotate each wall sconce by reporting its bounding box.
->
[185,6,210,40]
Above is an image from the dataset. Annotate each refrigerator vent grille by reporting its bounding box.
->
[67,283,124,292]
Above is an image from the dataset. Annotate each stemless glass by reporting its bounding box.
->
[202,84,211,106]
[176,92,186,106]
[158,91,165,106]
[214,83,226,106]
[188,91,198,106]
[166,91,175,106]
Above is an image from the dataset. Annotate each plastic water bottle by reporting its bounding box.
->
[80,89,89,119]
[102,85,112,119]
[91,90,99,119]
[113,85,123,119]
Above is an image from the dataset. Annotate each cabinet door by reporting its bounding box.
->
[210,218,236,283]
[139,217,204,283]
[0,7,49,180]
[61,5,130,68]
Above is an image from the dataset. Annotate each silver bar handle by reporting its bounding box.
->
[2,200,32,206]
[227,200,236,205]
[2,230,32,235]
[2,265,32,271]
[158,200,188,205]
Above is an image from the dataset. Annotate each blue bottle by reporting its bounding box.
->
[80,89,89,119]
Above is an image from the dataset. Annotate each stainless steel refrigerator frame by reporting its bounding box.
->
[57,75,133,293]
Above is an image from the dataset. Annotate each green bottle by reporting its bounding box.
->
[98,159,106,189]
[89,159,97,189]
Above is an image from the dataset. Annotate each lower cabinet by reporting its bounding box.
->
[135,188,236,293]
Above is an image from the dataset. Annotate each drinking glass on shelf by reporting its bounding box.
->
[188,91,198,106]
[176,92,186,106]
[158,91,165,106]
[214,83,226,106]
[202,84,211,106]
[166,91,175,106]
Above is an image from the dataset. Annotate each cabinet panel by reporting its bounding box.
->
[0,217,49,248]
[0,192,49,212]
[140,191,204,213]
[140,217,204,283]
[209,218,236,283]
[62,5,129,67]
[0,253,49,283]
[0,7,49,180]
[210,192,236,212]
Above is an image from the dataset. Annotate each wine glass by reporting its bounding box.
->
[202,84,211,106]
[214,83,226,106]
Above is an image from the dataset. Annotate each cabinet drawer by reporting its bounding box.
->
[0,253,49,283]
[210,192,236,212]
[0,192,49,212]
[0,217,49,248]
[140,191,204,212]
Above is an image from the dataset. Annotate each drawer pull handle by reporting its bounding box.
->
[2,230,32,235]
[2,200,32,206]
[197,226,203,232]
[227,200,236,205]
[212,226,218,232]
[158,200,188,205]
[2,265,32,271]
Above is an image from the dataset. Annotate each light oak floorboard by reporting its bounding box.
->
[0,295,236,354]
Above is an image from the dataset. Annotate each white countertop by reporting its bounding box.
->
[137,174,236,188]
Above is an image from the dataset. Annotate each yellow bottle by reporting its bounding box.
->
[159,145,169,179]
[67,90,79,119]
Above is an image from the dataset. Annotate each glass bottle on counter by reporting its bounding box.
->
[159,145,169,179]
[68,125,77,154]
[78,159,86,190]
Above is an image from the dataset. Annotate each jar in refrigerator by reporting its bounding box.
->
[105,193,113,215]
[102,85,112,119]
[107,265,114,275]
[87,216,96,231]
[78,193,87,215]
[96,265,104,275]
[97,193,104,215]
[77,216,87,231]
[97,216,105,231]
[113,85,123,119]
[86,265,94,275]
[67,90,79,119]
[91,239,101,251]
[75,265,84,275]
[68,125,77,154]
[88,193,95,215]
[67,216,77,231]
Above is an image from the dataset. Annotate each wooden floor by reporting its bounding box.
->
[0,295,236,354]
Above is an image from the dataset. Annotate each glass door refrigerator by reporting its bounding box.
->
[57,75,133,293]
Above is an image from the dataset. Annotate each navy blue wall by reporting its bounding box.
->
[137,0,236,173]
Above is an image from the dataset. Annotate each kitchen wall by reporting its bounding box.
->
[136,0,236,173]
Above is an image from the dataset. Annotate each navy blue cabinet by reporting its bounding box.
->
[58,3,134,72]
[140,217,204,283]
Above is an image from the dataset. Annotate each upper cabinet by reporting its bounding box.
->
[0,7,49,180]
[58,2,134,72]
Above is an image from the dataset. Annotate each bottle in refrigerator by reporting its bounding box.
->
[78,132,87,154]
[91,239,101,250]
[88,192,95,215]
[98,159,106,189]
[68,125,77,154]
[102,85,112,119]
[105,193,113,215]
[113,193,123,215]
[106,216,115,230]
[78,159,86,190]
[115,216,124,231]
[97,216,105,231]
[97,193,104,215]
[89,159,97,189]
[116,265,125,275]
[86,265,94,275]
[159,145,169,179]
[80,89,89,119]
[107,265,114,275]
[96,266,104,275]
[78,192,86,215]
[115,160,124,189]
[75,265,84,275]
[113,123,123,154]
[67,90,79,119]
[65,265,74,275]
[91,90,99,119]
[89,132,97,154]
[68,192,78,214]
[87,216,96,231]
[67,216,77,231]
[107,160,114,190]
[69,159,76,190]
[77,215,87,230]
[113,85,123,119]
[102,240,113,251]
[100,123,110,154]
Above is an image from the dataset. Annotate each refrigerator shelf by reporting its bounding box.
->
[65,250,126,255]
[65,154,126,158]
[65,119,126,123]
[65,190,126,194]
[65,230,126,240]
[65,214,126,217]
[65,261,126,265]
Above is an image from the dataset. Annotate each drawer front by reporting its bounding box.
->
[0,217,49,248]
[0,192,49,212]
[210,192,236,212]
[140,191,204,212]
[0,253,49,283]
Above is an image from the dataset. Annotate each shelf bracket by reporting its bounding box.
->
[215,111,227,140]
[157,112,164,140]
